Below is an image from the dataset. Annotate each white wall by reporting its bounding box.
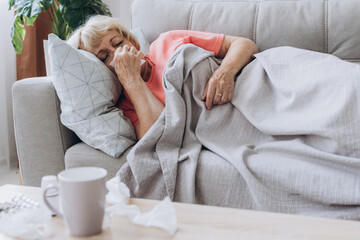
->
[0,0,18,170]
[103,0,134,28]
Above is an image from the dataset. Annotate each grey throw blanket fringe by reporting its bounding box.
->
[119,44,360,219]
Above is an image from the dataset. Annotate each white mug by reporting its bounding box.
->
[43,167,107,237]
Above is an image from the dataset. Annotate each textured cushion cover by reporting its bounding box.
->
[132,0,360,64]
[48,34,136,158]
[65,142,130,181]
[131,28,150,55]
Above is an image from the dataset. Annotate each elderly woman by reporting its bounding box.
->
[68,15,257,140]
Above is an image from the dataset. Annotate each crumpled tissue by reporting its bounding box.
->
[0,207,52,239]
[104,177,178,235]
[0,178,177,239]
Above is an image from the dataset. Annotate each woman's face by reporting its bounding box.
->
[90,29,138,73]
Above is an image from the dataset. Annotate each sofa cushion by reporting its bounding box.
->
[131,0,360,63]
[65,143,131,181]
[131,28,150,55]
[48,33,137,158]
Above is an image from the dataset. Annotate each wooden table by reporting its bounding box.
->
[1,184,360,239]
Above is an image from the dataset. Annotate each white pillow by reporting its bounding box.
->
[131,28,150,55]
[48,33,137,157]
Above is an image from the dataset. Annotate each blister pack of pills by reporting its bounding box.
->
[0,194,40,217]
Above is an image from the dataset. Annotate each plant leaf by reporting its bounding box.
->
[62,0,112,31]
[9,0,14,9]
[15,1,34,18]
[40,0,54,11]
[25,15,38,26]
[63,7,87,31]
[30,0,43,18]
[8,0,22,10]
[58,0,91,9]
[50,2,70,40]
[61,0,81,9]
[10,16,25,54]
[88,0,111,16]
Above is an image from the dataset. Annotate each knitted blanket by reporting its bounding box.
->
[119,44,360,219]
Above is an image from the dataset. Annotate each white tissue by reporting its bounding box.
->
[0,207,52,239]
[0,178,178,239]
[110,58,146,68]
[110,59,115,68]
[106,176,130,204]
[105,177,178,235]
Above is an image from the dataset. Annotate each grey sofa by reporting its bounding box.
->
[13,0,360,187]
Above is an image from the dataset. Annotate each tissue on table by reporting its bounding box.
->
[106,176,130,204]
[105,177,178,235]
[0,206,52,239]
[0,177,178,238]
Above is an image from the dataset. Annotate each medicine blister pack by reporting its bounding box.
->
[0,194,40,217]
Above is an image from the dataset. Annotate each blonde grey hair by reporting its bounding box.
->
[67,15,140,51]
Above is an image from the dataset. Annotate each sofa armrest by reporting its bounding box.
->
[12,77,80,186]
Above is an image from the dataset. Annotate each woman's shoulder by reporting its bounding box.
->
[158,30,223,42]
[152,30,192,48]
[158,29,209,39]
[158,30,189,39]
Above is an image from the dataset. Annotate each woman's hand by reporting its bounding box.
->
[201,35,258,110]
[201,67,235,109]
[113,44,144,89]
[113,44,164,140]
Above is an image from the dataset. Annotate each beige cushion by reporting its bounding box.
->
[132,0,360,63]
[65,143,130,181]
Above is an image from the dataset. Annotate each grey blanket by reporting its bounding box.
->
[119,44,360,219]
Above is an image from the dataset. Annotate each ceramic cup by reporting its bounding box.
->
[43,167,107,237]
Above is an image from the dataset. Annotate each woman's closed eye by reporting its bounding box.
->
[114,40,123,48]
[99,41,124,62]
[100,53,109,63]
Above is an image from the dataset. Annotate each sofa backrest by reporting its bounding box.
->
[131,0,360,63]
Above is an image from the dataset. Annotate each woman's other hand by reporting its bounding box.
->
[113,44,144,89]
[201,35,258,110]
[201,68,235,109]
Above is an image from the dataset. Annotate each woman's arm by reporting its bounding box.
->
[201,36,258,109]
[113,45,164,140]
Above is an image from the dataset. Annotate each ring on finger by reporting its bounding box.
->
[216,93,222,97]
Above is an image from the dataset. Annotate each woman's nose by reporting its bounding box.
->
[109,46,122,59]
[109,51,114,59]
[108,49,117,61]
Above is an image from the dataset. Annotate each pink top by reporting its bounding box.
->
[117,30,225,127]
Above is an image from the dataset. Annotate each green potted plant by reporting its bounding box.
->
[8,0,112,54]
